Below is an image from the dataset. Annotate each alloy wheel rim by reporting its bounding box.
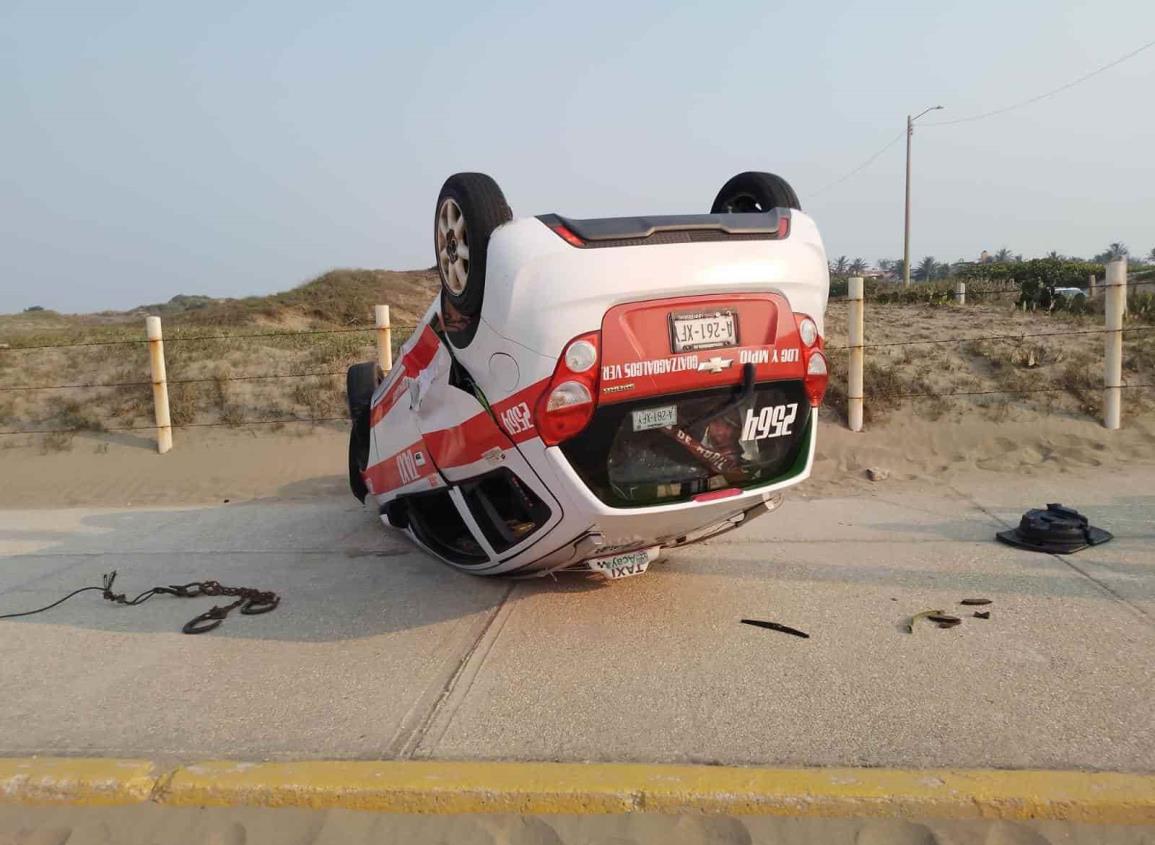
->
[437,198,469,294]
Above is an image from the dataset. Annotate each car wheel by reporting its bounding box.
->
[346,362,379,502]
[711,171,801,213]
[434,173,512,327]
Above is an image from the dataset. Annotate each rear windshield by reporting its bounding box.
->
[560,380,810,508]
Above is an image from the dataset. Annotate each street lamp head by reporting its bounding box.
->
[912,104,945,123]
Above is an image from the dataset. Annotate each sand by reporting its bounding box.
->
[1,409,1152,509]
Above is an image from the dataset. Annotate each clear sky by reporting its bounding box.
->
[2,0,1153,313]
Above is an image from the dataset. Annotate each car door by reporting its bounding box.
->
[362,322,448,502]
[411,327,563,567]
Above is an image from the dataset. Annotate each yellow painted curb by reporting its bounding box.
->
[2,759,1153,823]
[0,758,159,806]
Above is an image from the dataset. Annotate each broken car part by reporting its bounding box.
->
[996,503,1112,554]
[927,613,962,628]
[904,609,944,633]
[740,619,809,638]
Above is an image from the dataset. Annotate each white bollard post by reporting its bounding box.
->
[848,276,864,432]
[145,316,172,454]
[375,305,392,373]
[1103,259,1126,430]
[954,280,966,305]
[1088,273,1098,298]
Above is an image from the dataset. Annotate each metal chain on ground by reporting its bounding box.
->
[0,570,279,634]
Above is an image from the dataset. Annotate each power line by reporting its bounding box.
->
[812,131,906,197]
[925,38,1155,126]
[811,38,1155,197]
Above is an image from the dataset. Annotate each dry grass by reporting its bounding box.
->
[821,298,1155,426]
[0,269,438,433]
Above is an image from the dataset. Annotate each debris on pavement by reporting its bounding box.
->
[865,467,890,482]
[0,570,280,634]
[904,609,945,633]
[927,613,962,628]
[973,611,991,620]
[960,598,992,606]
[996,503,1112,554]
[741,619,810,638]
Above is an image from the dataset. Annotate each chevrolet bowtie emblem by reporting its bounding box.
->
[698,357,734,374]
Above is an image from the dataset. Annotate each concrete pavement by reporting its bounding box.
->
[0,468,1151,769]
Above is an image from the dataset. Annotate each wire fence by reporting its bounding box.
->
[0,325,422,352]
[0,371,350,393]
[1,274,1151,438]
[825,323,1155,352]
[824,277,1155,305]
[0,416,351,437]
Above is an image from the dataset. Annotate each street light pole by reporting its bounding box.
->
[902,105,943,288]
[903,115,912,287]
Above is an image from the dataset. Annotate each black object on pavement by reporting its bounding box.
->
[926,613,962,628]
[960,598,992,606]
[741,619,809,639]
[996,503,1112,554]
[0,570,279,634]
[973,611,991,620]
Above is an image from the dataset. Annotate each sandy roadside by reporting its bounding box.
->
[1,410,1153,508]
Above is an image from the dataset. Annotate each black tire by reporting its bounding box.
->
[346,362,378,502]
[434,173,512,324]
[346,362,378,418]
[710,171,801,214]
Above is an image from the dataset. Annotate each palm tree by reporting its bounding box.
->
[1148,247,1155,263]
[916,256,937,281]
[993,247,1013,263]
[890,258,906,281]
[849,258,867,274]
[1107,242,1128,259]
[830,255,849,275]
[877,258,895,275]
[936,261,953,278]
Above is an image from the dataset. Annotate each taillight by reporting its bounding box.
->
[805,350,828,406]
[795,313,827,406]
[536,331,600,446]
[550,223,585,247]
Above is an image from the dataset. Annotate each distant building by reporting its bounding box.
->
[979,250,992,264]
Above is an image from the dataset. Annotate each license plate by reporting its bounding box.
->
[670,310,738,352]
[631,404,676,432]
[587,547,659,580]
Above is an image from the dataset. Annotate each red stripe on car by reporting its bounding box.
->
[370,325,441,426]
